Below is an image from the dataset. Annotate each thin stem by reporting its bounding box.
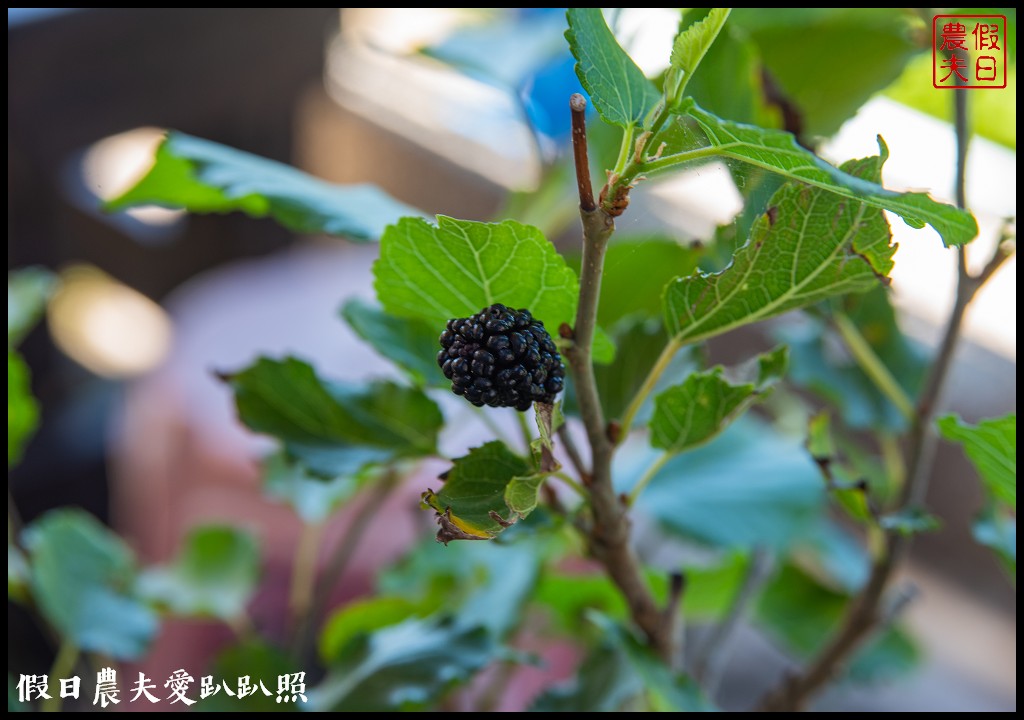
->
[694,547,773,693]
[627,452,671,506]
[552,471,588,500]
[612,123,636,178]
[833,313,915,423]
[287,521,324,643]
[40,638,79,712]
[292,470,398,666]
[473,406,515,447]
[619,339,681,440]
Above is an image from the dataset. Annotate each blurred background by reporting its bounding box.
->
[8,7,1016,711]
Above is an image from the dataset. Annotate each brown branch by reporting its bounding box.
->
[570,93,595,212]
[565,95,673,663]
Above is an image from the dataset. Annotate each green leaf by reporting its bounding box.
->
[137,525,259,620]
[341,299,443,387]
[24,509,157,659]
[564,8,660,127]
[730,8,920,138]
[879,508,941,536]
[105,132,417,241]
[664,149,896,347]
[202,640,295,712]
[8,267,55,348]
[666,8,731,104]
[629,418,825,550]
[651,347,787,455]
[591,319,674,422]
[307,617,496,712]
[262,452,358,524]
[421,442,531,541]
[682,103,977,247]
[756,563,921,685]
[320,596,422,663]
[533,613,715,712]
[504,473,549,518]
[778,287,928,431]
[373,215,604,357]
[973,510,1015,577]
[938,414,1016,510]
[8,350,39,469]
[228,356,443,477]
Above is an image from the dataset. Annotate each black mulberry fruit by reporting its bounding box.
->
[438,303,565,411]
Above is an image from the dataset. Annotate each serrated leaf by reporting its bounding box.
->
[682,102,976,247]
[228,356,442,477]
[105,132,417,241]
[973,510,1015,577]
[307,617,496,712]
[756,563,921,685]
[341,299,443,387]
[374,215,613,363]
[666,8,731,104]
[421,442,530,542]
[629,418,824,550]
[262,452,358,524]
[938,414,1016,511]
[533,613,716,712]
[682,21,774,126]
[564,8,660,127]
[8,267,55,348]
[8,350,39,469]
[24,509,157,659]
[664,150,896,347]
[137,525,259,620]
[651,347,787,455]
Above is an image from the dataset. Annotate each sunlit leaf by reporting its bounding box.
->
[138,525,259,621]
[373,215,614,363]
[938,413,1016,510]
[24,509,157,659]
[564,8,660,127]
[666,8,731,105]
[664,150,895,347]
[681,103,976,247]
[106,132,417,240]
